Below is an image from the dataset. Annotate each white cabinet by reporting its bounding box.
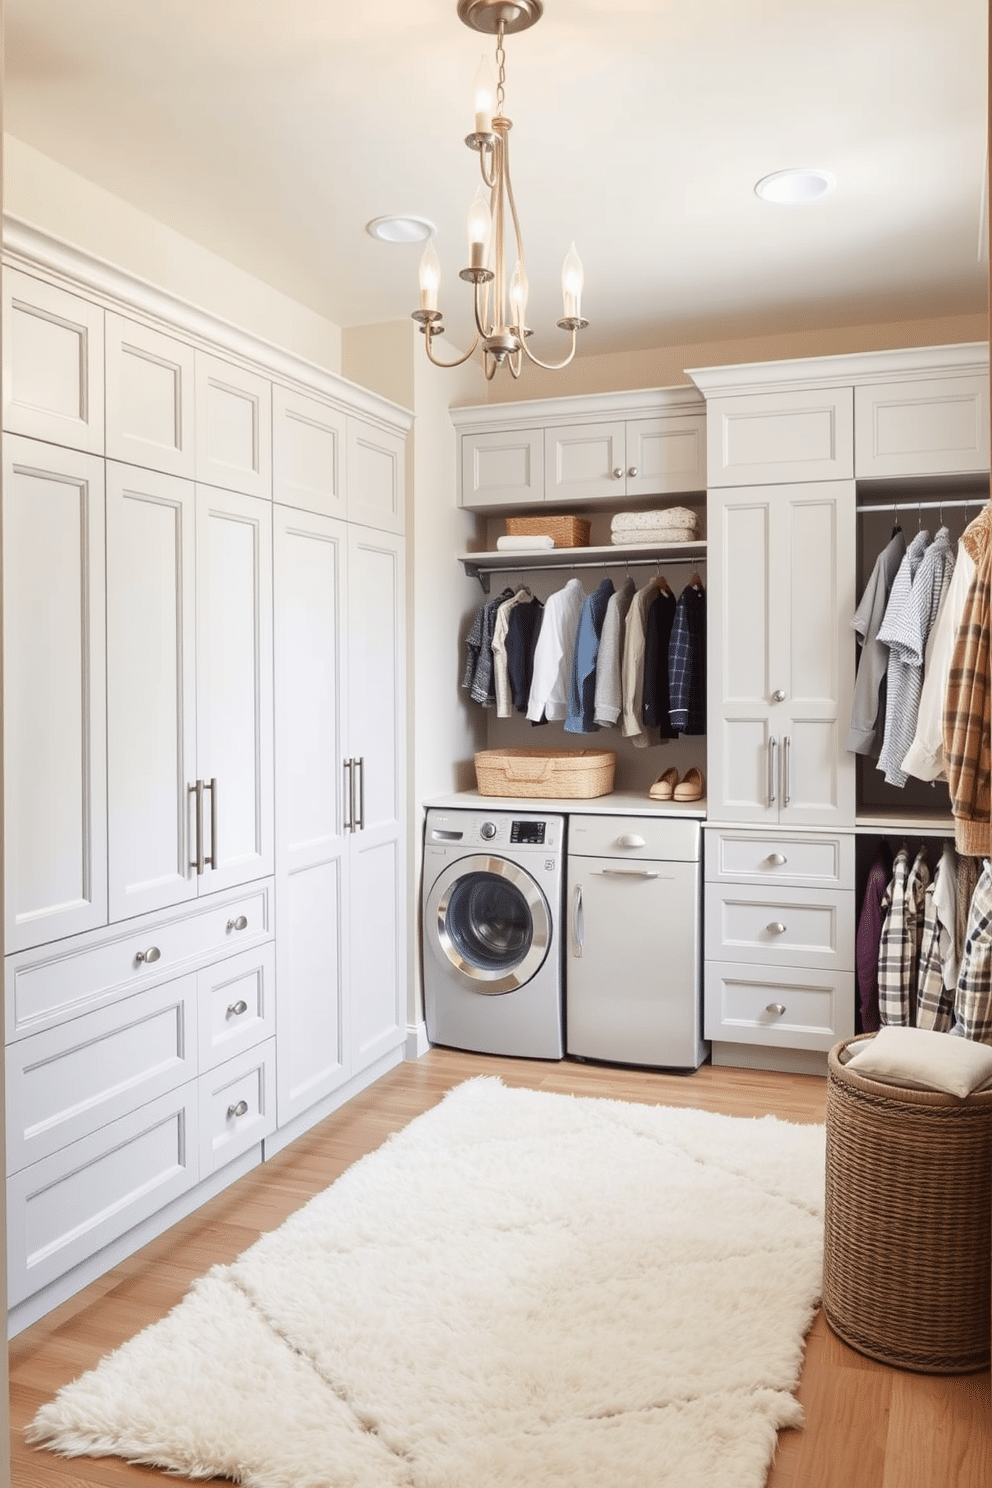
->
[346,417,406,533]
[106,463,273,922]
[105,313,196,477]
[273,508,405,1129]
[854,375,991,478]
[707,480,856,826]
[2,268,104,453]
[706,387,854,487]
[545,413,707,503]
[461,426,544,508]
[272,384,347,519]
[194,350,272,499]
[3,436,108,952]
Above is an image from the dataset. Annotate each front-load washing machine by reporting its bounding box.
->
[422,807,565,1059]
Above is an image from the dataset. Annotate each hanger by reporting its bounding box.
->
[653,573,673,596]
[688,571,704,590]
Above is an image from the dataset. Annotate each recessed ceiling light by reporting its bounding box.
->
[754,169,836,205]
[366,215,436,244]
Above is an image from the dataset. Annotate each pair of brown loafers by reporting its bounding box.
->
[648,766,705,801]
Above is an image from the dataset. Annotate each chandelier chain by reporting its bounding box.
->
[495,21,506,115]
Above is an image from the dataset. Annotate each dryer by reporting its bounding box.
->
[422,808,565,1059]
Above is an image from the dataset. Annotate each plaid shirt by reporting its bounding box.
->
[668,581,706,734]
[944,508,992,856]
[953,862,992,1043]
[916,846,958,1033]
[878,844,930,1025]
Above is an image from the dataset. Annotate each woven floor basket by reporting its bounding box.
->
[823,1035,992,1374]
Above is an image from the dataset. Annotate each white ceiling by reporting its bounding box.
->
[4,0,989,360]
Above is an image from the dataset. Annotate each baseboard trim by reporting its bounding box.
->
[710,1042,829,1078]
[405,1021,430,1059]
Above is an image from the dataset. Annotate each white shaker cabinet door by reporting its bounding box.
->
[3,437,108,950]
[346,524,406,1074]
[106,463,198,921]
[708,481,855,827]
[195,487,274,894]
[194,351,272,499]
[272,385,347,520]
[2,269,105,454]
[273,507,350,1124]
[105,313,196,478]
[345,417,405,533]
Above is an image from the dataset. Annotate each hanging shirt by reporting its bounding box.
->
[953,862,992,1043]
[505,596,544,715]
[594,576,635,729]
[491,587,533,719]
[876,526,954,786]
[944,507,992,859]
[621,581,665,749]
[878,844,930,1025]
[873,530,932,785]
[641,587,678,734]
[901,540,975,782]
[526,578,586,724]
[668,580,707,735]
[848,527,907,756]
[462,587,514,707]
[565,578,615,734]
[916,844,959,1033]
[855,849,891,1034]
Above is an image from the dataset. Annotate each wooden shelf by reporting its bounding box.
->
[459,540,707,590]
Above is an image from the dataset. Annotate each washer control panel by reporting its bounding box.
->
[510,820,547,844]
[426,809,562,853]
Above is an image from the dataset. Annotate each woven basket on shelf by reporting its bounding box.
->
[504,514,591,548]
[474,748,615,799]
[823,1035,992,1374]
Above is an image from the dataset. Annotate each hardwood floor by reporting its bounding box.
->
[8,1049,992,1486]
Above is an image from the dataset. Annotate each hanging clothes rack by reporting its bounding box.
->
[855,497,982,514]
[460,543,707,592]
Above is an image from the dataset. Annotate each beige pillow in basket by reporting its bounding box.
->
[845,1025,992,1098]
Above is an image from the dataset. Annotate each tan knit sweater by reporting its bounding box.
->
[944,506,992,856]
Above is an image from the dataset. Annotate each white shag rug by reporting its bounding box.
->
[28,1077,825,1488]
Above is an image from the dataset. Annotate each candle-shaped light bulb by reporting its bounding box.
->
[419,240,441,313]
[562,242,584,319]
[467,188,492,270]
[472,56,496,134]
[509,260,529,329]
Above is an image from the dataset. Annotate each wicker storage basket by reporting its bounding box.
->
[474,748,615,799]
[823,1035,992,1374]
[504,514,591,548]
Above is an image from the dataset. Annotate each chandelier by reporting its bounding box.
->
[412,0,587,380]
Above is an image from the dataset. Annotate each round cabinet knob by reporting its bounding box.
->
[771,689,786,703]
[227,914,249,932]
[627,466,638,478]
[766,1003,787,1017]
[767,853,787,867]
[135,946,161,965]
[480,821,497,841]
[227,1100,249,1119]
[613,467,624,479]
[767,922,787,935]
[227,1000,249,1018]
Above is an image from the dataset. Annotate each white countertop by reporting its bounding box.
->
[423,789,707,819]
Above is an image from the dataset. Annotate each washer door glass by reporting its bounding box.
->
[428,855,552,995]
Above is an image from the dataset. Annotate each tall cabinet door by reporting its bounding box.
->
[195,486,274,894]
[106,463,198,921]
[708,481,855,826]
[346,525,406,1072]
[273,506,350,1124]
[3,436,108,950]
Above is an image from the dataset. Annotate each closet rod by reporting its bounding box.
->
[855,497,984,514]
[466,553,706,593]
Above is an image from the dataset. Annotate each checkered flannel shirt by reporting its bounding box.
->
[953,861,992,1044]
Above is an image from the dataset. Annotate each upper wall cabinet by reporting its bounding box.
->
[453,389,707,510]
[272,388,405,533]
[705,387,855,487]
[105,314,196,477]
[345,418,405,533]
[854,375,991,479]
[194,350,272,499]
[2,269,105,454]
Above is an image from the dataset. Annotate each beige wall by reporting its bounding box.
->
[477,313,989,405]
[4,135,343,371]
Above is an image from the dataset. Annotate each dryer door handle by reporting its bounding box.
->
[571,884,584,959]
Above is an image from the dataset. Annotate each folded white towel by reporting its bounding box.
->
[496,534,556,552]
[611,527,698,546]
[611,507,698,534]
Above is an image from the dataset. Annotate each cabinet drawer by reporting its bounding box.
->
[568,814,701,862]
[197,943,275,1071]
[704,883,854,969]
[6,975,197,1174]
[707,387,854,486]
[6,881,274,1038]
[855,376,990,479]
[7,1081,199,1307]
[199,1039,275,1176]
[704,960,855,1052]
[705,830,854,888]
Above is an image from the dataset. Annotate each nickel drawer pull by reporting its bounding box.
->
[134,946,161,965]
[571,884,584,958]
[766,1003,787,1016]
[767,853,787,866]
[355,756,365,832]
[343,758,354,832]
[767,922,787,935]
[227,914,248,932]
[782,736,791,808]
[596,869,660,879]
[767,737,777,807]
[227,999,248,1018]
[207,777,218,869]
[227,1099,249,1119]
[190,779,204,873]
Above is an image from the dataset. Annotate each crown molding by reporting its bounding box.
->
[686,342,989,399]
[2,215,413,432]
[449,382,704,432]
